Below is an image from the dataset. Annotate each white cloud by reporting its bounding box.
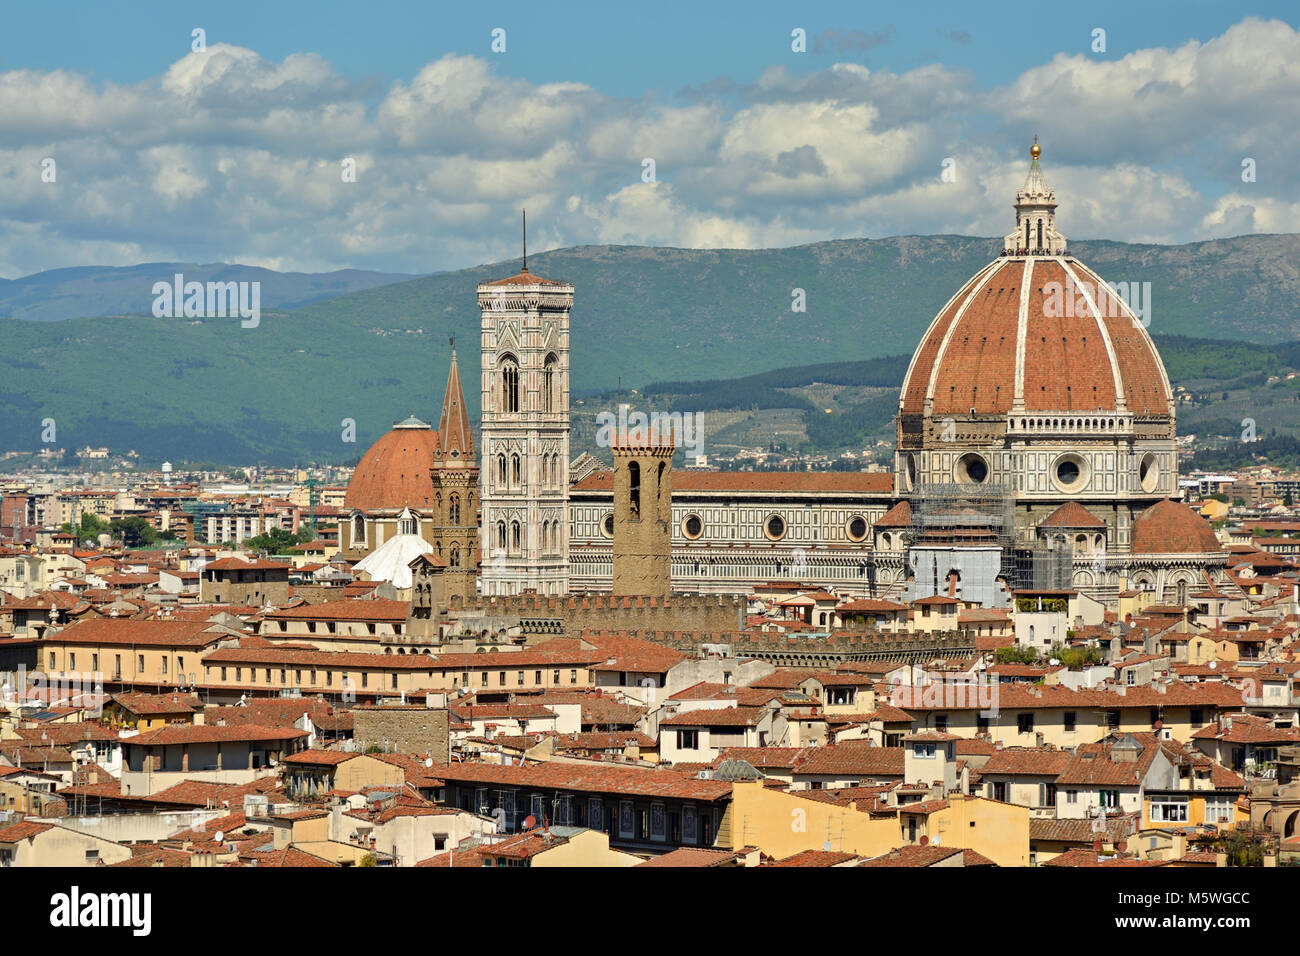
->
[0,21,1292,279]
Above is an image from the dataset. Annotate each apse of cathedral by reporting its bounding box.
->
[342,141,1227,611]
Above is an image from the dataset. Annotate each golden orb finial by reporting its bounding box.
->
[1030,134,1041,160]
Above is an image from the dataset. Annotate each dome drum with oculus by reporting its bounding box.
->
[956,453,989,484]
[1052,454,1090,494]
[764,514,787,541]
[1139,453,1160,493]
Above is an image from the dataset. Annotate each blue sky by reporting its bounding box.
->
[8,1,1293,95]
[1,2,1298,276]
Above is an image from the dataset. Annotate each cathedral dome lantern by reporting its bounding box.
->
[1005,136,1067,256]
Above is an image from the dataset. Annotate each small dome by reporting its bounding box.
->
[1039,501,1106,529]
[344,422,439,512]
[1130,500,1221,554]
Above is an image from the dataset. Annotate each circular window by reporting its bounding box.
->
[1052,454,1090,494]
[764,514,787,541]
[1139,453,1160,493]
[600,512,614,538]
[681,514,704,540]
[846,515,869,542]
[955,453,989,484]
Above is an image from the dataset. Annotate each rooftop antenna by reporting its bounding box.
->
[522,209,527,272]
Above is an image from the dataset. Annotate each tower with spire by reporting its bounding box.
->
[1004,136,1068,255]
[430,343,480,604]
[476,212,574,596]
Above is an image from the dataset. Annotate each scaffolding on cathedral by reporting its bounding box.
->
[901,482,1035,604]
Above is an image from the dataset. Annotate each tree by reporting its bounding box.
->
[110,516,157,548]
[242,527,302,554]
[996,645,1039,665]
[65,513,111,542]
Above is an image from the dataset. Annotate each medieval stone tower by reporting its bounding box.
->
[477,237,573,597]
[611,428,674,598]
[430,347,480,605]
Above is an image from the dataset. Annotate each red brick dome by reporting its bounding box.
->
[343,418,439,513]
[1130,499,1221,554]
[900,256,1173,418]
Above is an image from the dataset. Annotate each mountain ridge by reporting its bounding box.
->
[2,233,1298,464]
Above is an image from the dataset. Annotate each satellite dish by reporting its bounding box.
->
[523,815,537,830]
[1208,661,1217,670]
[424,757,433,769]
[1048,658,1060,666]
[214,830,224,843]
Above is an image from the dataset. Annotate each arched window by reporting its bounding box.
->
[511,520,522,552]
[657,461,666,511]
[511,453,521,487]
[353,515,366,543]
[1024,220,1029,250]
[497,454,507,488]
[501,356,520,413]
[629,461,641,518]
[496,520,507,550]
[449,494,460,524]
[544,353,558,412]
[450,543,461,568]
[1036,218,1043,249]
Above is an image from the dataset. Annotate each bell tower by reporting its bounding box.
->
[612,424,674,598]
[477,213,573,596]
[430,345,479,605]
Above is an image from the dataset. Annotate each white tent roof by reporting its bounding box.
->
[352,533,432,589]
